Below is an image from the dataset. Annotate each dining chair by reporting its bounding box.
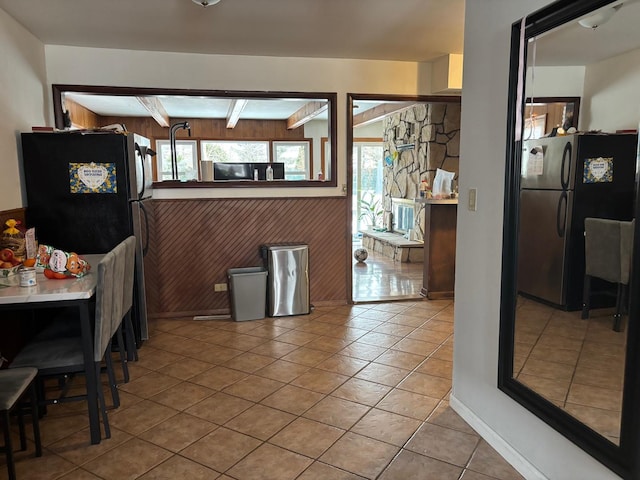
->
[582,217,635,331]
[9,250,120,440]
[0,367,42,480]
[111,236,137,385]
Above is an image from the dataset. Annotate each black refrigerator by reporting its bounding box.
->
[20,131,155,344]
[517,133,638,310]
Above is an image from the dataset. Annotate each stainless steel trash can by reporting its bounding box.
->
[227,267,267,321]
[261,244,310,317]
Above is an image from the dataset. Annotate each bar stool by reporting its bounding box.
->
[0,367,42,480]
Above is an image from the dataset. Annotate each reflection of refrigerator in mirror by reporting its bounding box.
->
[517,133,637,310]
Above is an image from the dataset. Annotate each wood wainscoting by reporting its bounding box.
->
[149,196,348,318]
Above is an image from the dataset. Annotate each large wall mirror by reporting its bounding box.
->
[499,0,640,477]
[52,85,337,187]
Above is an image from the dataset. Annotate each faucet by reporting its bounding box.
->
[169,121,191,180]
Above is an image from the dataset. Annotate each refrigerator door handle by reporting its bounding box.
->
[139,201,150,257]
[134,143,147,200]
[560,141,572,190]
[556,191,568,238]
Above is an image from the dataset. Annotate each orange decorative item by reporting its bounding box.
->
[37,245,90,279]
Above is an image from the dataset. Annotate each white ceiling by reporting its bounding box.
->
[0,0,465,62]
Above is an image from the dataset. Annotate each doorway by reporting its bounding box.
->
[347,94,462,303]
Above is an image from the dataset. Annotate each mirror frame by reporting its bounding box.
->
[52,84,338,187]
[498,1,640,478]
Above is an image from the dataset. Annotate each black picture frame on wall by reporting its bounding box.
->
[498,0,640,479]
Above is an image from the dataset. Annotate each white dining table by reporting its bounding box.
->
[0,254,104,444]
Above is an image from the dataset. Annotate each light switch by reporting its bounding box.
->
[468,188,477,211]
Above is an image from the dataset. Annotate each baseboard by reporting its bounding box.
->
[450,394,547,480]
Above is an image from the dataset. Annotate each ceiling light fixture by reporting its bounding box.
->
[191,0,221,7]
[578,4,622,29]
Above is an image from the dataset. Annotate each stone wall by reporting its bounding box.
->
[382,103,461,241]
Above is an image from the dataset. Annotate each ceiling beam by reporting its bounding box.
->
[353,102,416,127]
[287,101,328,130]
[136,96,170,127]
[226,99,249,129]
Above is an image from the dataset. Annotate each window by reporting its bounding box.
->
[156,140,198,181]
[201,141,269,164]
[273,141,310,180]
[353,141,384,234]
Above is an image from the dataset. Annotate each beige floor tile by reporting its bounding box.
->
[332,378,392,406]
[351,408,421,447]
[320,432,399,479]
[338,342,388,361]
[281,347,334,367]
[224,404,296,440]
[155,357,213,380]
[108,400,178,436]
[225,334,270,351]
[389,314,429,327]
[82,438,172,480]
[189,365,248,390]
[246,324,291,339]
[227,443,313,480]
[180,427,261,472]
[149,381,215,411]
[430,343,454,361]
[291,368,350,394]
[516,374,569,403]
[376,389,439,420]
[187,345,243,364]
[315,354,369,376]
[392,337,440,356]
[138,412,217,452]
[117,371,182,398]
[427,402,478,435]
[356,332,401,348]
[423,319,454,333]
[185,392,254,424]
[160,338,211,357]
[417,357,453,379]
[274,330,319,346]
[567,382,622,411]
[398,371,451,398]
[56,469,103,479]
[270,417,345,458]
[304,396,370,429]
[249,340,300,358]
[138,454,221,479]
[565,403,621,441]
[305,336,353,354]
[297,461,367,479]
[467,440,525,480]
[223,352,276,373]
[29,413,90,447]
[407,327,451,344]
[260,384,325,415]
[405,422,479,466]
[355,363,410,387]
[48,426,132,466]
[379,449,462,480]
[459,470,502,480]
[527,345,580,366]
[3,449,77,480]
[222,374,285,402]
[254,359,311,383]
[520,359,576,383]
[374,349,424,370]
[373,322,416,337]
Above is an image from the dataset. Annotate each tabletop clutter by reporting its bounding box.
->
[0,218,91,286]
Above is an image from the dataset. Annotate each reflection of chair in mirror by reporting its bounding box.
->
[582,218,634,331]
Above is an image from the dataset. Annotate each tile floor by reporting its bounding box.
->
[514,296,626,444]
[2,300,524,480]
[352,243,423,302]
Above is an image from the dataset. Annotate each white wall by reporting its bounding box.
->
[525,66,585,100]
[583,47,640,132]
[453,1,620,479]
[44,46,426,199]
[0,8,48,210]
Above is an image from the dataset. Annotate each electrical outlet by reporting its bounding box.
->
[468,188,478,212]
[214,283,228,292]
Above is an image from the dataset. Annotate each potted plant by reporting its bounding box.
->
[359,193,384,229]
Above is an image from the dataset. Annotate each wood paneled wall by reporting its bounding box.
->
[148,196,349,318]
[97,117,306,142]
[66,99,100,129]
